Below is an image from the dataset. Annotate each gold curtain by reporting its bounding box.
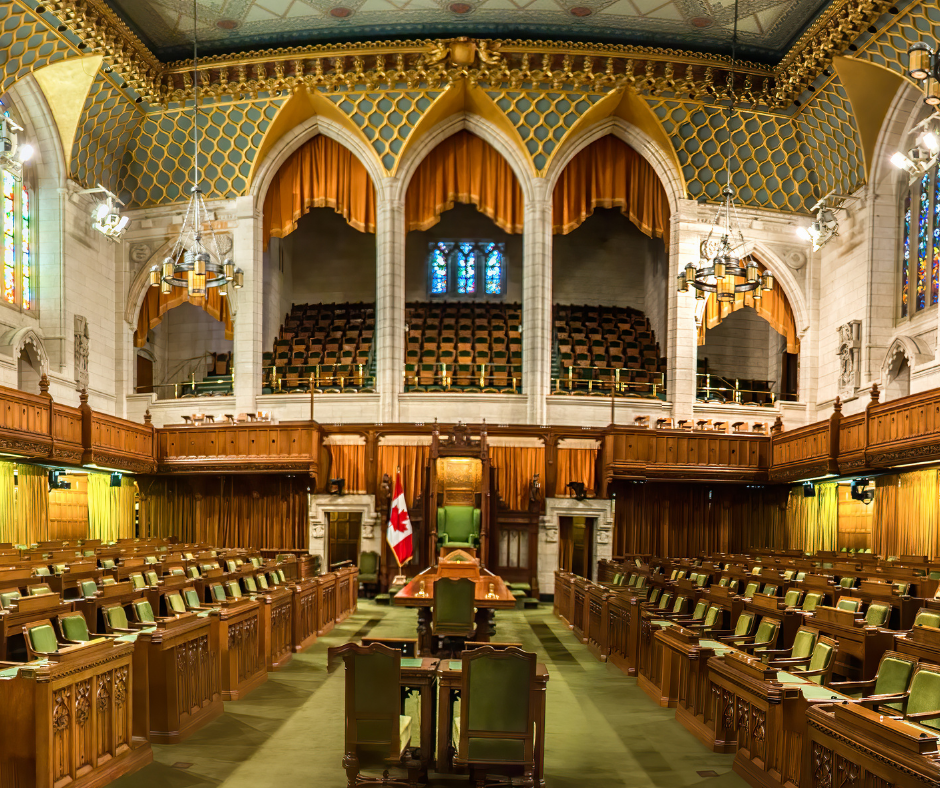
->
[14,464,49,546]
[489,446,544,510]
[785,482,838,553]
[551,135,671,239]
[262,135,376,247]
[328,444,366,494]
[87,474,136,542]
[871,471,940,559]
[134,285,233,347]
[554,448,598,497]
[405,130,525,234]
[0,462,13,543]
[377,445,430,508]
[697,259,800,353]
[138,475,308,549]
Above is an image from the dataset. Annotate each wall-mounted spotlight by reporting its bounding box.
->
[110,471,123,488]
[795,193,854,251]
[0,116,33,174]
[891,114,940,184]
[802,481,816,498]
[850,477,875,505]
[76,184,129,241]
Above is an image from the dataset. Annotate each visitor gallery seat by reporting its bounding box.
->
[328,641,420,787]
[830,651,918,713]
[437,506,481,550]
[452,646,537,786]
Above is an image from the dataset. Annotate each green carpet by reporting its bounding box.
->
[110,601,748,787]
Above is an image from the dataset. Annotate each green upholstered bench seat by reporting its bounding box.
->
[508,583,532,592]
[510,589,526,598]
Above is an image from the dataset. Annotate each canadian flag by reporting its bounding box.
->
[386,471,414,566]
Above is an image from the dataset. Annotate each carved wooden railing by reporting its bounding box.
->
[0,378,156,473]
[768,412,838,483]
[156,421,320,476]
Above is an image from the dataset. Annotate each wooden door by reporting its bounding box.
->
[328,511,361,569]
[136,353,154,394]
[559,516,594,579]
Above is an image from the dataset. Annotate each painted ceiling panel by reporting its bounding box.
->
[103,0,833,62]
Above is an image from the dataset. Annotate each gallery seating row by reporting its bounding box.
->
[0,537,357,787]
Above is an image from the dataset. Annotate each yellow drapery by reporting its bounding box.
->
[134,285,233,347]
[87,474,136,542]
[872,471,940,559]
[554,448,598,497]
[377,445,430,509]
[262,135,376,247]
[552,135,671,239]
[0,462,13,543]
[405,130,525,234]
[697,259,800,353]
[489,446,545,510]
[14,464,49,546]
[786,482,837,552]
[328,444,367,494]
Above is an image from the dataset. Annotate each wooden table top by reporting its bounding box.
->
[392,566,516,609]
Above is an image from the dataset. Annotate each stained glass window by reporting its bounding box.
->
[902,192,910,318]
[3,171,15,305]
[427,240,504,298]
[918,173,930,311]
[933,173,940,307]
[902,166,940,319]
[21,187,29,310]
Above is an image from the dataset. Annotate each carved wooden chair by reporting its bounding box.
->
[759,627,817,665]
[433,577,477,656]
[23,619,64,659]
[830,651,918,714]
[774,635,838,685]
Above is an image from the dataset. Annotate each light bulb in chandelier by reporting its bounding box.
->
[762,271,775,291]
[676,272,688,292]
[745,261,759,283]
[716,275,735,303]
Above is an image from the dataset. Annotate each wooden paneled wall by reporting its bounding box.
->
[48,473,89,540]
[836,483,872,551]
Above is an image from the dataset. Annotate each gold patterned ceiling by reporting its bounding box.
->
[1,0,930,215]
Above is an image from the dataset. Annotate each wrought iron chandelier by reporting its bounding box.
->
[675,0,774,303]
[148,0,243,298]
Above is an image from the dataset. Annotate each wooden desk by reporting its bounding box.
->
[846,578,923,629]
[553,570,575,626]
[126,612,223,744]
[0,639,153,787]
[393,562,515,657]
[255,586,293,671]
[74,581,139,633]
[398,657,440,780]
[894,622,940,666]
[209,598,267,700]
[805,702,940,787]
[290,576,320,653]
[0,592,73,660]
[318,572,338,636]
[435,659,549,787]
[806,605,896,680]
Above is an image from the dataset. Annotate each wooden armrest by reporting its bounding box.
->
[907,709,940,723]
[108,626,136,634]
[830,678,876,692]
[768,656,811,668]
[759,647,796,658]
[720,634,755,645]
[859,693,909,709]
[738,639,776,653]
[793,667,827,679]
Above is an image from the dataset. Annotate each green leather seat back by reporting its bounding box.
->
[692,601,707,620]
[635,576,646,589]
[101,577,116,586]
[188,567,200,579]
[170,568,184,576]
[184,553,195,561]
[28,624,59,654]
[35,566,50,577]
[803,593,823,611]
[865,604,890,627]
[704,606,720,627]
[669,570,678,581]
[754,619,777,644]
[183,589,201,609]
[802,642,833,684]
[763,585,778,596]
[0,591,20,608]
[837,598,860,612]
[80,580,98,597]
[915,611,940,628]
[719,577,729,587]
[235,558,245,567]
[211,584,227,602]
[244,576,258,593]
[276,569,286,583]
[226,581,243,599]
[129,573,145,590]
[105,606,129,630]
[612,573,623,586]
[146,571,159,585]
[166,593,186,614]
[873,657,916,712]
[202,564,217,574]
[226,560,237,573]
[438,506,481,546]
[657,594,672,610]
[268,571,279,587]
[796,572,806,581]
[791,630,817,660]
[734,613,754,637]
[744,582,758,597]
[784,589,801,607]
[840,576,856,588]
[752,567,762,576]
[783,570,794,580]
[134,600,156,623]
[349,649,402,753]
[101,559,115,569]
[258,574,269,590]
[906,669,940,730]
[895,582,910,595]
[29,585,51,596]
[465,652,531,762]
[144,556,157,564]
[61,614,91,642]
[628,574,638,587]
[251,557,262,568]
[672,597,686,614]
[648,589,660,604]
[434,577,476,634]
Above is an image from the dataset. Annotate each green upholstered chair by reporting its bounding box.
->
[687,601,708,622]
[359,551,380,585]
[675,570,687,581]
[831,652,917,713]
[166,592,186,615]
[187,566,201,579]
[257,574,269,590]
[101,559,115,570]
[795,572,807,582]
[210,583,227,603]
[250,557,262,568]
[789,637,838,685]
[102,605,135,634]
[611,573,623,586]
[327,641,419,786]
[436,506,482,550]
[762,584,778,596]
[646,588,661,605]
[235,558,245,567]
[669,570,678,581]
[742,582,759,598]
[914,610,940,628]
[226,581,243,599]
[726,617,780,653]
[715,611,756,644]
[653,593,672,611]
[839,576,857,589]
[101,577,116,586]
[201,563,218,574]
[836,597,862,613]
[896,666,940,731]
[243,575,258,594]
[183,552,195,561]
[28,583,52,596]
[58,612,95,644]
[864,603,890,627]
[432,577,477,652]
[761,627,817,664]
[145,571,159,586]
[129,573,146,591]
[718,577,730,587]
[802,592,824,612]
[783,570,795,581]
[226,560,238,573]
[132,599,157,624]
[783,589,802,608]
[34,566,51,577]
[895,582,910,595]
[752,567,762,576]
[701,605,722,629]
[453,646,537,785]
[0,591,20,609]
[170,568,185,577]
[144,555,158,565]
[276,568,286,583]
[183,589,203,610]
[80,579,99,598]
[23,620,61,659]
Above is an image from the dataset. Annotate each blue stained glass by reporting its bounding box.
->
[918,173,930,311]
[21,187,29,310]
[933,171,940,307]
[430,246,448,294]
[903,192,910,318]
[484,243,502,294]
[456,243,475,294]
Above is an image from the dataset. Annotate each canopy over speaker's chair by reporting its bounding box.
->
[436,506,481,550]
[453,646,538,787]
[327,642,421,788]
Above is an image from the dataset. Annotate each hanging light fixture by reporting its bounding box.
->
[149,0,242,299]
[676,0,774,301]
[908,42,940,106]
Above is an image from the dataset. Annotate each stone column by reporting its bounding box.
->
[667,200,702,423]
[232,194,261,413]
[523,177,553,425]
[375,180,406,423]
